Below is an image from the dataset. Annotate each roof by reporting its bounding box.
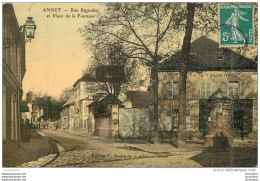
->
[62,95,76,107]
[126,91,151,108]
[89,93,122,108]
[73,74,97,87]
[3,4,24,43]
[93,93,107,101]
[158,36,257,71]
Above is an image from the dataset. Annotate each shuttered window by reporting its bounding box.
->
[167,81,173,98]
[167,81,179,98]
[200,81,211,98]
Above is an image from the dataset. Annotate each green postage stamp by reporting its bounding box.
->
[219,4,254,47]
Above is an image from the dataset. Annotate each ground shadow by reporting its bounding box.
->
[190,133,257,167]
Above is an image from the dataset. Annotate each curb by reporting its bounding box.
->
[18,154,58,167]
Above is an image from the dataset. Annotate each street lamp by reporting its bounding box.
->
[21,17,37,43]
[3,17,36,49]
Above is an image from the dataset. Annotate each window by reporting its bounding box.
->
[200,81,212,98]
[222,81,246,98]
[216,52,224,60]
[166,109,172,117]
[165,109,179,130]
[167,81,179,98]
[227,81,243,98]
[228,81,240,97]
[189,53,197,61]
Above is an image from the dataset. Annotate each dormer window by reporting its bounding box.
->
[189,53,197,61]
[216,52,224,60]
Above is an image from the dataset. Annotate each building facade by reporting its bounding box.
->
[158,36,257,141]
[73,74,105,131]
[3,4,26,144]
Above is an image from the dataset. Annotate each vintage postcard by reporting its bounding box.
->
[2,2,258,180]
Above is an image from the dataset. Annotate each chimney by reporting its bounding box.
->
[26,91,33,104]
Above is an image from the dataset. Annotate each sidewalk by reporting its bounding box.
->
[60,129,204,155]
[3,131,58,167]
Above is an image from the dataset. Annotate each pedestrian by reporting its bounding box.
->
[33,124,36,132]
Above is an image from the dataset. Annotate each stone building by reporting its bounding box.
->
[157,36,257,141]
[3,4,26,145]
[73,74,104,130]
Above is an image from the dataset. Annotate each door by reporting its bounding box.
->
[199,99,209,136]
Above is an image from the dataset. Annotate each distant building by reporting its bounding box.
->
[3,4,26,145]
[32,105,44,127]
[21,100,31,123]
[26,91,33,104]
[21,92,33,124]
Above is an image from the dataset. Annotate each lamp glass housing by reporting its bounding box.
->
[24,17,36,39]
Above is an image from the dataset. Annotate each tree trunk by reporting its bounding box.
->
[151,65,159,143]
[177,3,195,146]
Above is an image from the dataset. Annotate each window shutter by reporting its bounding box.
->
[222,81,228,96]
[166,109,172,117]
[173,81,179,98]
[206,82,211,98]
[200,82,205,98]
[167,81,173,98]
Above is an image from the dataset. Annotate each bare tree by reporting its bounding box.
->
[87,40,140,97]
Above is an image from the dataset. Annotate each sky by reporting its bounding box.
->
[13,3,105,99]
